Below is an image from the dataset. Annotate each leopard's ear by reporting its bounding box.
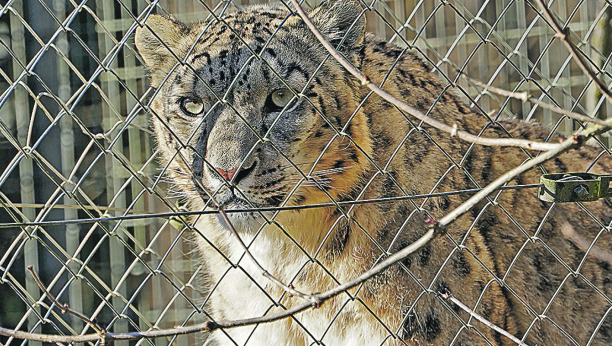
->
[308,0,366,50]
[135,15,188,87]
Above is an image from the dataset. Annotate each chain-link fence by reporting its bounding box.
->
[0,0,611,345]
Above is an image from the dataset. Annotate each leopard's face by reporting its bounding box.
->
[135,2,371,227]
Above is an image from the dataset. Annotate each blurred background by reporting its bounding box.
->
[0,0,610,345]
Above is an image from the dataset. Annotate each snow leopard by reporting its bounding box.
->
[135,1,612,345]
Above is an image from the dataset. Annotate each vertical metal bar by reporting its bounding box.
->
[392,0,406,47]
[0,25,15,136]
[53,0,83,333]
[126,8,146,277]
[535,1,553,126]
[558,0,572,134]
[123,0,154,334]
[588,3,604,130]
[413,0,426,52]
[515,1,532,120]
[158,0,168,13]
[577,0,599,135]
[375,0,387,39]
[10,2,40,345]
[434,1,446,76]
[177,0,188,22]
[96,0,129,343]
[593,4,612,147]
[476,2,489,112]
[453,3,468,99]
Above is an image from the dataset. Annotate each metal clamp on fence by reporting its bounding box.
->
[539,173,612,202]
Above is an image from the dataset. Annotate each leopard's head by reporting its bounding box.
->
[135,1,372,228]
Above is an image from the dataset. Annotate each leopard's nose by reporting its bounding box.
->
[216,168,238,181]
[209,161,257,184]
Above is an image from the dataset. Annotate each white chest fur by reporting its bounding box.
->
[193,215,395,346]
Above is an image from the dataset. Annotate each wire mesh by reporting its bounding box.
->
[0,0,611,346]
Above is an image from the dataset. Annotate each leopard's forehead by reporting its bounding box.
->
[136,0,365,91]
[189,6,296,56]
[170,7,319,101]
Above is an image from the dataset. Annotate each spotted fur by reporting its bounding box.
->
[136,2,612,345]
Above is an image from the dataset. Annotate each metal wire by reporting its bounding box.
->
[0,1,610,346]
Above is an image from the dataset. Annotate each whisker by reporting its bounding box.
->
[313,166,352,175]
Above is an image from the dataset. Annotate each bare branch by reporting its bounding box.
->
[439,291,528,346]
[464,75,610,127]
[436,120,611,230]
[561,222,612,265]
[1,226,437,343]
[535,0,612,103]
[26,266,104,334]
[288,0,559,151]
[0,327,101,343]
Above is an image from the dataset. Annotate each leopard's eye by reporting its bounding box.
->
[269,89,293,110]
[179,98,205,116]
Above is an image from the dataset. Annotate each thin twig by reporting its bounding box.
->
[561,222,612,266]
[435,121,611,230]
[463,75,611,127]
[0,327,100,343]
[439,291,529,346]
[26,266,104,334]
[0,226,437,343]
[535,0,612,103]
[288,0,559,151]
